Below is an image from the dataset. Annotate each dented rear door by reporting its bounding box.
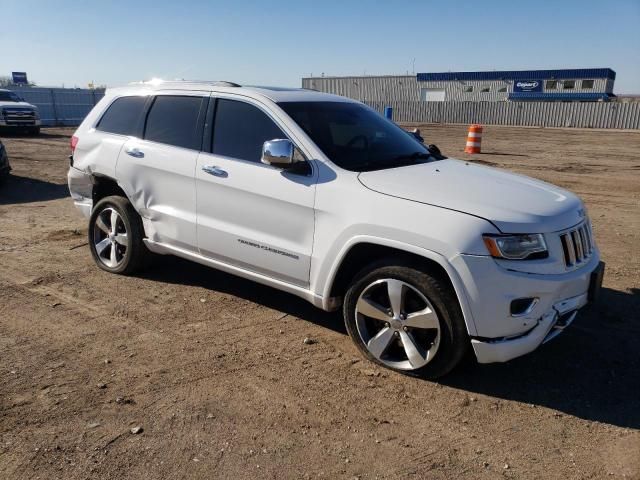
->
[116,92,207,252]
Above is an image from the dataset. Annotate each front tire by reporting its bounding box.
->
[344,262,468,378]
[88,195,149,275]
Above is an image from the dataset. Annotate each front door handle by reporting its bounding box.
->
[125,147,144,158]
[202,165,228,178]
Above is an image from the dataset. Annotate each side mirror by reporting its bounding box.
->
[409,128,424,143]
[261,139,296,168]
[428,144,446,160]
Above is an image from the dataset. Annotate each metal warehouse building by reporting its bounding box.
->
[302,68,616,103]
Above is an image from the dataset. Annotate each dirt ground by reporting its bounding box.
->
[1,125,639,480]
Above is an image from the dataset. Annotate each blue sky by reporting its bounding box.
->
[2,0,639,93]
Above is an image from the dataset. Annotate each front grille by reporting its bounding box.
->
[2,108,36,125]
[559,221,593,268]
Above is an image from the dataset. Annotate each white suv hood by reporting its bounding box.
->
[0,101,37,109]
[358,159,584,233]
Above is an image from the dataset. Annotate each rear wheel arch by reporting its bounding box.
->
[90,175,150,238]
[91,175,129,205]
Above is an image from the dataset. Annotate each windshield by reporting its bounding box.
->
[278,101,432,172]
[0,91,21,102]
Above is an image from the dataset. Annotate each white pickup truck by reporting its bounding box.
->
[0,89,41,134]
[67,81,604,378]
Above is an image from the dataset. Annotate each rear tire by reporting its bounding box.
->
[88,195,150,275]
[343,261,468,379]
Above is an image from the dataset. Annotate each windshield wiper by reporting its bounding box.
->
[392,151,433,162]
[348,152,434,172]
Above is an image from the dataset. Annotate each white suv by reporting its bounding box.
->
[67,81,604,378]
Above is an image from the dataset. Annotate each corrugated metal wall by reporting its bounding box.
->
[303,76,420,101]
[10,87,105,126]
[365,101,640,129]
[304,76,611,102]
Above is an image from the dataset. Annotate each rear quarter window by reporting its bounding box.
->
[144,95,204,150]
[96,96,147,136]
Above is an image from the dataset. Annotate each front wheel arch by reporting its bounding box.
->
[344,262,470,378]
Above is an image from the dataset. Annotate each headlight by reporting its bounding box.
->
[482,234,548,260]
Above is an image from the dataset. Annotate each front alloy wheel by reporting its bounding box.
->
[355,278,441,370]
[344,263,469,378]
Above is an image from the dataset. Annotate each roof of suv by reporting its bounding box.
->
[108,80,353,103]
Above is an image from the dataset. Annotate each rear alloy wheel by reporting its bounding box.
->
[93,207,129,269]
[88,195,149,275]
[344,264,468,378]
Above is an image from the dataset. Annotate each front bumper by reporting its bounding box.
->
[451,252,602,364]
[471,292,588,363]
[0,119,41,127]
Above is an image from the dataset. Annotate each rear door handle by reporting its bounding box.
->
[125,147,144,158]
[202,165,228,178]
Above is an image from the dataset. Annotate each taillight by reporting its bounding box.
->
[69,135,79,167]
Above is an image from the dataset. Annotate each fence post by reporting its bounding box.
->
[50,89,60,126]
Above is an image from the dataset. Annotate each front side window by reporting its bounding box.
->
[212,99,286,162]
[144,95,204,149]
[463,86,474,92]
[0,91,21,102]
[546,80,558,90]
[279,101,432,172]
[97,96,147,136]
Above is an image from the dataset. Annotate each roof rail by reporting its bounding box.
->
[130,79,241,87]
[212,81,241,87]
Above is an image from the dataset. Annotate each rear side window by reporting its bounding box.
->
[144,95,204,150]
[212,99,286,162]
[96,96,147,136]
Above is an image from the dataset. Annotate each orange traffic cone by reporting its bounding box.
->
[464,124,483,154]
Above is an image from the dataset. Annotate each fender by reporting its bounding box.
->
[319,235,479,336]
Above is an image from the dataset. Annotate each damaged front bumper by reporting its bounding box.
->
[471,291,589,363]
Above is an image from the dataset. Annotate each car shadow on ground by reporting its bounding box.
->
[443,286,640,430]
[142,254,346,335]
[142,256,639,430]
[0,175,69,204]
